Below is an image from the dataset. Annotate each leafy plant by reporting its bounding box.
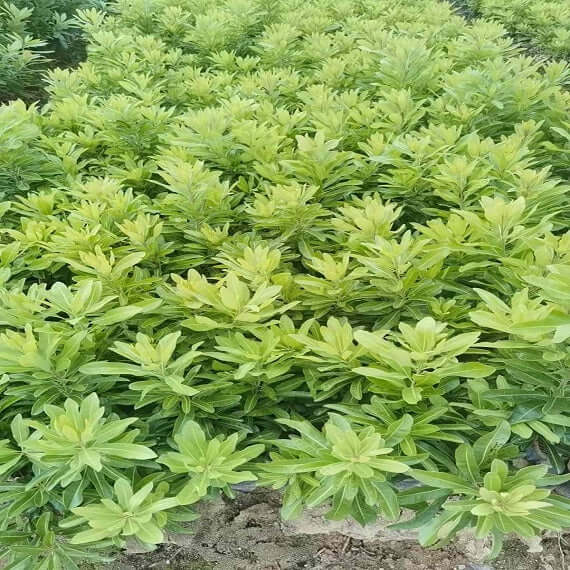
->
[0,512,110,569]
[0,0,569,566]
[410,450,570,558]
[64,478,180,545]
[0,0,105,102]
[467,0,570,57]
[21,392,156,487]
[257,414,420,524]
[159,420,264,503]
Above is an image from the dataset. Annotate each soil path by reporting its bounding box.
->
[107,490,569,570]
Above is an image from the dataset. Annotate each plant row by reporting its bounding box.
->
[467,0,570,58]
[1,0,570,567]
[0,0,105,102]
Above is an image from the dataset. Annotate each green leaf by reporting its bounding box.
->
[384,414,413,447]
[281,481,304,520]
[402,386,422,404]
[71,527,115,544]
[511,313,570,334]
[351,493,377,526]
[79,362,148,376]
[409,470,477,495]
[10,415,28,445]
[277,419,328,450]
[326,486,355,521]
[91,300,161,326]
[439,363,495,378]
[305,478,337,508]
[134,521,163,544]
[368,458,410,473]
[473,421,511,466]
[535,440,567,475]
[95,443,156,460]
[483,390,548,402]
[510,404,544,424]
[397,486,450,506]
[528,421,560,444]
[455,444,480,484]
[374,482,400,520]
[390,495,448,530]
[418,510,460,547]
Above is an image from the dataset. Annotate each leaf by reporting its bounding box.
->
[305,478,337,507]
[553,324,570,343]
[326,485,355,520]
[489,529,504,560]
[281,481,304,520]
[369,458,409,473]
[351,493,377,526]
[0,455,21,476]
[375,482,400,520]
[483,390,548,402]
[177,479,206,505]
[92,302,160,326]
[259,458,334,475]
[397,486,450,506]
[511,313,570,334]
[402,386,422,404]
[536,440,567,475]
[409,470,477,495]
[473,289,511,313]
[354,331,412,370]
[389,495,448,530]
[134,521,164,544]
[95,443,156,460]
[79,362,148,376]
[439,363,495,378]
[71,526,118,544]
[473,421,511,466]
[277,419,328,450]
[528,421,560,444]
[10,415,28,445]
[536,473,570,487]
[417,510,459,547]
[384,414,413,447]
[455,444,480,484]
[510,404,544,424]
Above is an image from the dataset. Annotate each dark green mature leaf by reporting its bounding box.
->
[389,495,448,530]
[473,422,511,466]
[409,470,477,495]
[455,444,480,483]
[510,404,544,424]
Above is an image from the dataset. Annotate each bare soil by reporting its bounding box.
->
[102,490,569,570]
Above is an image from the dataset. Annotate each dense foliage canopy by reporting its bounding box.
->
[1,0,570,566]
[0,0,104,101]
[468,0,570,57]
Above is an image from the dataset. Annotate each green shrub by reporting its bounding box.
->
[0,3,47,99]
[0,0,105,101]
[0,0,569,567]
[467,0,570,58]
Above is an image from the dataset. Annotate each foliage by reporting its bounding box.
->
[467,0,570,57]
[64,479,181,545]
[257,414,418,524]
[409,448,570,556]
[0,0,569,566]
[0,0,104,101]
[0,2,46,99]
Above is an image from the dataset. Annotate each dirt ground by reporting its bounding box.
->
[104,489,569,570]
